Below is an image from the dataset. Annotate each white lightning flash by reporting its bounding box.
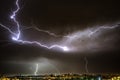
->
[23,26,59,37]
[34,63,39,75]
[23,26,70,38]
[89,25,119,37]
[10,0,20,40]
[0,0,69,52]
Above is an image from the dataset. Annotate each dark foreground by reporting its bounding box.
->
[0,74,120,80]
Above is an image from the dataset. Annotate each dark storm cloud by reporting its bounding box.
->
[20,0,120,28]
[0,0,120,74]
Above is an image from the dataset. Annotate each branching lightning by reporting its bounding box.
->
[23,25,70,38]
[0,0,69,52]
[0,23,16,36]
[14,39,69,51]
[10,0,20,41]
[89,24,119,37]
[25,26,62,37]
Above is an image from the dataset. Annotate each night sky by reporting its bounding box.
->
[0,0,120,75]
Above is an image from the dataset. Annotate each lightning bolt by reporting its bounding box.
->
[34,63,39,75]
[24,26,62,37]
[89,24,119,37]
[0,0,69,52]
[10,0,20,40]
[84,57,89,73]
[23,25,70,38]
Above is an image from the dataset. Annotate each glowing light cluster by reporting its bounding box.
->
[111,76,120,80]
